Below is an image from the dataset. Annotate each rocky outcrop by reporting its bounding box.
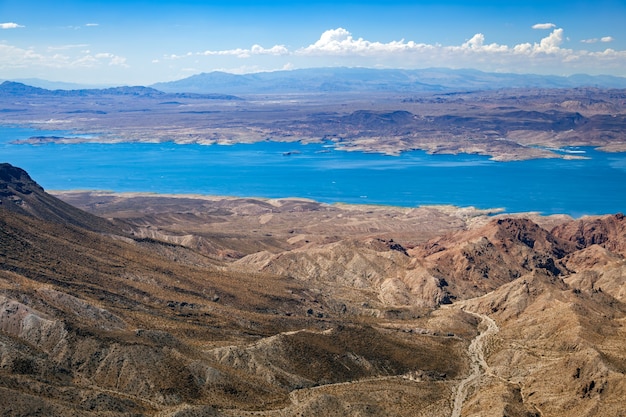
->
[0,296,68,354]
[411,218,579,300]
[552,213,626,255]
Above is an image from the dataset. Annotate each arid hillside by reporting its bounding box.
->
[1,163,626,416]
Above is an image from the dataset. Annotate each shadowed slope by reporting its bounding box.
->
[0,163,121,234]
[0,165,470,416]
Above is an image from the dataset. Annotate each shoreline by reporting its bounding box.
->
[51,189,585,222]
[12,133,607,162]
[49,189,505,213]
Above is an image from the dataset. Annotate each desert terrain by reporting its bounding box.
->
[2,78,626,161]
[1,162,626,416]
[2,69,626,415]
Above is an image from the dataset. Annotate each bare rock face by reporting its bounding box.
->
[561,245,626,302]
[412,217,579,300]
[0,296,68,354]
[38,288,128,331]
[552,213,626,255]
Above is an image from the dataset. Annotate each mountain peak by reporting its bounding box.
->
[0,163,120,234]
[0,163,43,195]
[0,81,49,95]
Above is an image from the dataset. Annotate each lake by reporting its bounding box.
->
[2,125,626,217]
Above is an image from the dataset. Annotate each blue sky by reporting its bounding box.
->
[1,0,625,85]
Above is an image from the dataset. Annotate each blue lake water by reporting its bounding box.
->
[2,125,626,217]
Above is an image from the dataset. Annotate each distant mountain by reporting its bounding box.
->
[0,81,242,100]
[151,67,626,94]
[151,67,444,94]
[7,69,626,98]
[4,78,112,90]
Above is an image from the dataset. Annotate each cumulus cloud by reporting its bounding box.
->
[532,23,556,30]
[299,27,571,58]
[513,28,565,54]
[297,27,433,55]
[456,33,508,52]
[0,22,24,29]
[157,27,626,76]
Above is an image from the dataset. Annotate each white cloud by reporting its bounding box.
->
[0,43,46,68]
[456,33,509,52]
[109,56,127,66]
[85,23,99,27]
[299,28,572,58]
[158,27,626,77]
[197,44,288,58]
[297,27,434,55]
[92,53,128,66]
[0,22,24,29]
[532,23,556,30]
[0,42,128,70]
[47,44,90,51]
[583,36,615,44]
[514,31,562,55]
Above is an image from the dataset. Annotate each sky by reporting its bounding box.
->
[1,0,625,86]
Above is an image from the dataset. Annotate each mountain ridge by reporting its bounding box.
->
[0,163,121,234]
[151,67,626,94]
[5,67,626,97]
[2,164,626,416]
[0,80,242,100]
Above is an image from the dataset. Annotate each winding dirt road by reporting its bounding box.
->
[450,310,499,417]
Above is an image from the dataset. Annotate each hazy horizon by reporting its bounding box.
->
[1,0,625,85]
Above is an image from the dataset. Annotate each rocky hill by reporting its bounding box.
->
[0,163,121,234]
[0,165,472,416]
[1,164,626,416]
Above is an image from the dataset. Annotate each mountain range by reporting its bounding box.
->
[1,163,626,416]
[152,67,626,94]
[0,80,241,100]
[4,67,626,97]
